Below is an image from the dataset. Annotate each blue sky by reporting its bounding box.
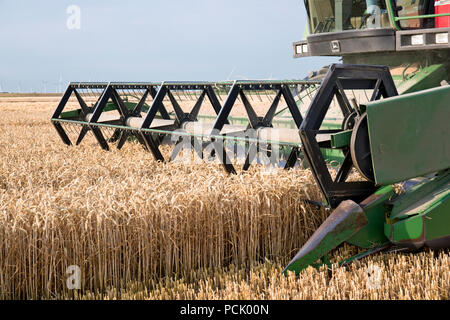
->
[0,0,338,92]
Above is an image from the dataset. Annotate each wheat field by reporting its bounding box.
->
[79,250,449,300]
[0,95,448,300]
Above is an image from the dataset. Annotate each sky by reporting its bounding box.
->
[0,0,338,92]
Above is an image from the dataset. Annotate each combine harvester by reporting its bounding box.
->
[51,0,450,274]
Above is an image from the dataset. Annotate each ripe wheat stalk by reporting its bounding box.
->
[0,99,325,299]
[0,98,448,300]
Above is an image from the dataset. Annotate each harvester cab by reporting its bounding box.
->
[295,0,450,91]
[51,1,450,275]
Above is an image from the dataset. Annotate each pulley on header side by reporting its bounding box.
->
[350,113,375,182]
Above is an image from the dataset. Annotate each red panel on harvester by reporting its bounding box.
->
[435,0,450,28]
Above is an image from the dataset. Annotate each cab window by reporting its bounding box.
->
[393,0,435,29]
[306,0,390,34]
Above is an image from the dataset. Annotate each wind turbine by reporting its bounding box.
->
[42,81,48,93]
[226,66,236,80]
[58,75,63,92]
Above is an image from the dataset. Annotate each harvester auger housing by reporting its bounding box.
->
[51,0,450,275]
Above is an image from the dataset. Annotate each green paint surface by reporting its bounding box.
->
[391,215,423,242]
[346,185,394,248]
[386,172,450,244]
[367,85,450,185]
[331,130,352,148]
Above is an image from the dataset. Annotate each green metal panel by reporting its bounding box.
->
[396,64,448,94]
[367,86,450,185]
[330,130,352,148]
[385,171,450,244]
[346,185,394,248]
[384,223,392,241]
[321,148,345,164]
[424,193,450,242]
[389,172,450,221]
[60,109,80,119]
[390,215,423,242]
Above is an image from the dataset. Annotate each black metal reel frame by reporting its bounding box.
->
[51,82,172,151]
[207,81,305,173]
[52,80,319,172]
[137,82,226,162]
[51,83,106,147]
[299,64,398,208]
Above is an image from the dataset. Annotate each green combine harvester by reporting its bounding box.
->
[51,0,450,274]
